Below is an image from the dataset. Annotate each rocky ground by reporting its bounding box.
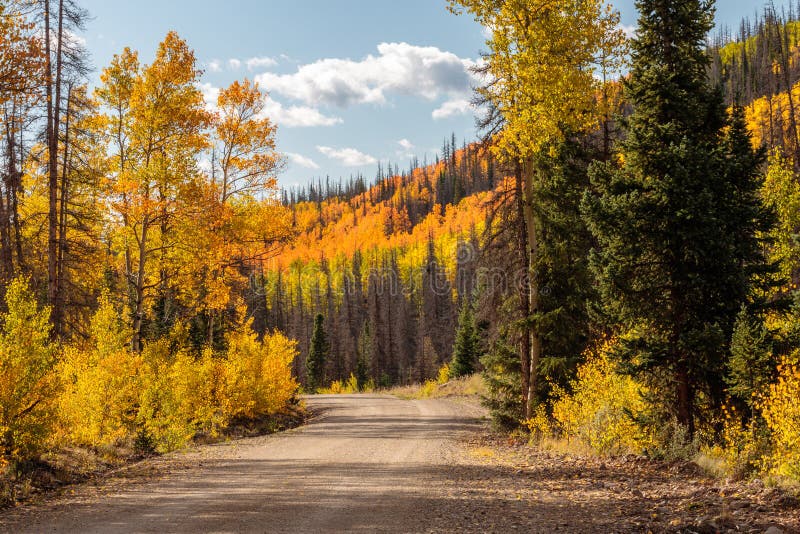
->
[439,432,800,533]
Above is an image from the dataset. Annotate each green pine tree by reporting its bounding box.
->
[450,300,481,379]
[727,307,775,417]
[306,314,329,392]
[582,0,774,436]
[531,139,598,393]
[480,335,522,430]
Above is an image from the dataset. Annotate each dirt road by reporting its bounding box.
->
[1,394,490,533]
[3,394,797,533]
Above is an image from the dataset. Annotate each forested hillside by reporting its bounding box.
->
[251,138,495,387]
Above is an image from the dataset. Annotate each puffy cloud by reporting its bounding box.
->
[199,82,220,110]
[620,24,637,39]
[317,146,377,167]
[398,139,414,151]
[207,59,222,73]
[432,98,472,120]
[256,42,476,108]
[228,58,242,70]
[260,99,343,128]
[199,82,341,128]
[286,152,320,170]
[396,138,415,158]
[246,56,278,70]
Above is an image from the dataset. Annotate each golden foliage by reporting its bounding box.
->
[58,299,298,454]
[222,321,298,421]
[547,339,652,455]
[760,357,800,478]
[319,375,360,394]
[449,0,624,160]
[0,278,58,462]
[762,150,800,280]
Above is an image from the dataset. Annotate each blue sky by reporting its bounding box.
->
[79,0,788,187]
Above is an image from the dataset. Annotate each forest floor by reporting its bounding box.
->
[0,393,798,533]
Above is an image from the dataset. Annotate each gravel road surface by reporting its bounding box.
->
[1,395,488,533]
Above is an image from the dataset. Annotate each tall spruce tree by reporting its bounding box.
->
[582,0,773,436]
[480,335,523,430]
[450,299,481,378]
[306,314,329,391]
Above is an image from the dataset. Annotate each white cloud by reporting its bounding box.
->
[207,60,222,73]
[396,138,415,158]
[197,156,212,173]
[432,98,472,120]
[199,82,220,110]
[286,152,320,170]
[256,42,477,108]
[209,57,276,72]
[199,82,340,128]
[621,24,637,39]
[66,30,87,47]
[317,146,377,167]
[260,99,343,128]
[246,56,278,70]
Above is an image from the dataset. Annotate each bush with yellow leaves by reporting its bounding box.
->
[58,294,143,449]
[705,405,772,480]
[760,357,800,479]
[222,320,298,421]
[0,278,59,464]
[136,341,229,453]
[59,300,298,455]
[437,363,451,385]
[320,374,360,394]
[548,339,653,455]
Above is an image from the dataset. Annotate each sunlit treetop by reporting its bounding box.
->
[448,0,625,160]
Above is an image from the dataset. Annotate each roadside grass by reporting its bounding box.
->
[389,373,486,400]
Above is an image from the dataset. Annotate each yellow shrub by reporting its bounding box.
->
[321,380,345,394]
[0,278,58,462]
[59,346,144,448]
[223,323,298,420]
[550,339,652,455]
[437,364,450,385]
[710,405,769,479]
[137,344,228,453]
[58,295,143,448]
[760,358,800,478]
[59,303,298,455]
[360,378,376,393]
[319,374,360,394]
[165,349,227,438]
[136,341,182,452]
[345,373,359,392]
[525,405,552,439]
[418,379,439,398]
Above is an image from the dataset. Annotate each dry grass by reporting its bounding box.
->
[389,373,486,400]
